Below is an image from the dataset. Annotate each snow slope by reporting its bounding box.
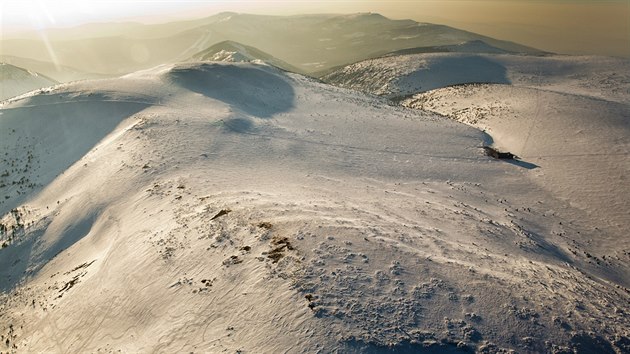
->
[0,62,628,353]
[190,40,301,73]
[404,84,630,268]
[0,63,58,101]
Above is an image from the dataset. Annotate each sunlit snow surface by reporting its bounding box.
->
[0,61,628,353]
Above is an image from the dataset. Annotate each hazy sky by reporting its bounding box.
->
[2,0,629,57]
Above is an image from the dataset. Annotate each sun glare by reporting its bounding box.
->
[2,0,190,31]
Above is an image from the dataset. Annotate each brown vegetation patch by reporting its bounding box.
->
[257,221,273,229]
[267,236,294,263]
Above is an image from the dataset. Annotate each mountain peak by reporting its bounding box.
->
[190,41,300,73]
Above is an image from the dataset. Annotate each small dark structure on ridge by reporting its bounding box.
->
[483,146,518,160]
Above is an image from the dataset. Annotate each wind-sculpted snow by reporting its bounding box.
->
[0,62,628,353]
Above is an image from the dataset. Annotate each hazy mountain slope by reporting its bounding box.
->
[190,40,301,72]
[433,39,516,54]
[322,53,630,102]
[0,63,628,353]
[0,12,544,76]
[0,35,199,76]
[0,55,110,83]
[384,39,515,56]
[0,63,58,101]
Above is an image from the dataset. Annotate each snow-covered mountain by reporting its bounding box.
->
[1,62,628,353]
[0,63,57,100]
[191,40,301,73]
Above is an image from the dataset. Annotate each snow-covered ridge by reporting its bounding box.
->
[322,52,630,102]
[0,62,628,353]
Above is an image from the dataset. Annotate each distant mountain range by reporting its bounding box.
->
[0,12,546,79]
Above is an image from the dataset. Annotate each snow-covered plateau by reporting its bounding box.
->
[0,58,628,353]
